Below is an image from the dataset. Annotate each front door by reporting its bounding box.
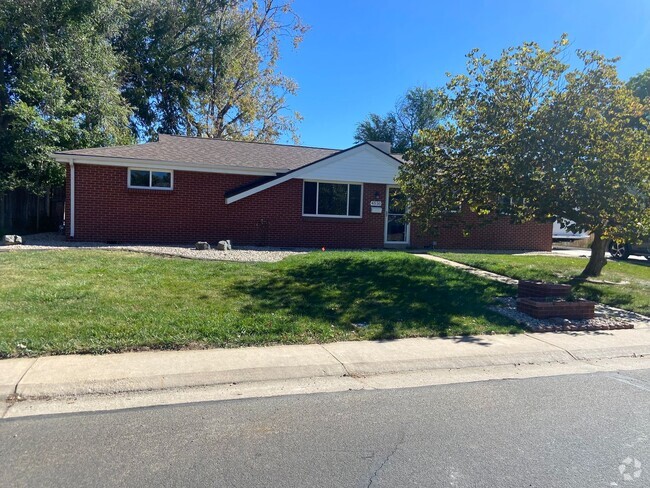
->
[385,186,409,244]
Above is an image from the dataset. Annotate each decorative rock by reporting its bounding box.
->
[490,296,649,333]
[195,241,211,250]
[216,240,232,251]
[2,235,22,246]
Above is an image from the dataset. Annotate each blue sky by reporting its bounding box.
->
[277,0,650,148]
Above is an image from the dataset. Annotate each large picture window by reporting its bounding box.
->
[128,169,173,190]
[303,181,362,217]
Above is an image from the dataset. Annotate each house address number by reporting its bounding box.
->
[370,200,382,207]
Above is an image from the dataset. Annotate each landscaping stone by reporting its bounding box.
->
[2,235,22,245]
[216,240,232,251]
[195,241,211,250]
[490,297,648,332]
[0,232,306,263]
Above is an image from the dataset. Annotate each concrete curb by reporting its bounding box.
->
[2,329,648,402]
[13,344,345,398]
[0,358,36,398]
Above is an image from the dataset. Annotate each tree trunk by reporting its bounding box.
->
[581,231,608,278]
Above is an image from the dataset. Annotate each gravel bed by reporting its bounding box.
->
[491,297,650,332]
[0,233,308,263]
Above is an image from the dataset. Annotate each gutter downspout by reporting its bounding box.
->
[69,158,75,239]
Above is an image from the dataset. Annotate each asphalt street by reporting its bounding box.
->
[1,369,649,488]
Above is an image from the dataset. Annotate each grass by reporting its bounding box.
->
[0,250,519,358]
[431,252,650,315]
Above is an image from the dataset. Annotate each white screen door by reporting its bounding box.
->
[385,186,409,244]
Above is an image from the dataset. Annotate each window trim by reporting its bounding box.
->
[302,180,363,218]
[128,168,174,190]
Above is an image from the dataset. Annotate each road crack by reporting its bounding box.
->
[367,433,405,487]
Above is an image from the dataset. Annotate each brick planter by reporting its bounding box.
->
[518,280,571,298]
[517,298,596,319]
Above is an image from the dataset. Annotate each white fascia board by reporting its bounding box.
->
[50,154,285,177]
[225,144,401,204]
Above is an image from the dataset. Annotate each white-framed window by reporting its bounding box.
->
[498,196,528,215]
[446,202,462,214]
[303,181,363,218]
[128,169,173,190]
[498,195,513,215]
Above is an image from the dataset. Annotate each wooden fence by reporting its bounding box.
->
[0,187,65,236]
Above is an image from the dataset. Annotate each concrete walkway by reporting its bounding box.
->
[2,329,649,411]
[414,253,518,285]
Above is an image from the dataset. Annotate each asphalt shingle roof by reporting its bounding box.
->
[54,134,341,172]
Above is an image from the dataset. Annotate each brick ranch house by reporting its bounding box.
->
[52,135,552,250]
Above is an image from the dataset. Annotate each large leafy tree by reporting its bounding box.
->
[1,0,306,194]
[628,68,650,101]
[0,0,133,194]
[354,113,398,150]
[115,0,306,142]
[354,87,441,153]
[398,36,650,277]
[628,68,650,125]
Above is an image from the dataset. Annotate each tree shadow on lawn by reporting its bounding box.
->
[230,254,520,341]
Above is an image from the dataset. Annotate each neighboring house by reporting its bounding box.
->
[52,135,552,250]
[552,219,590,241]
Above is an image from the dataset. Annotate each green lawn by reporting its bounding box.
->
[432,252,650,315]
[0,250,519,358]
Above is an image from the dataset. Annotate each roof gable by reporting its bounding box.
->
[225,143,402,204]
[299,143,400,184]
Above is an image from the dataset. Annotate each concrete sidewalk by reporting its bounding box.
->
[2,328,649,404]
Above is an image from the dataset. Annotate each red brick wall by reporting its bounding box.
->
[66,164,551,250]
[410,209,553,251]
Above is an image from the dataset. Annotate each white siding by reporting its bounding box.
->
[225,143,401,204]
[301,145,399,184]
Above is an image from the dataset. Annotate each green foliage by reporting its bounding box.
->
[354,113,398,149]
[0,0,306,192]
[115,0,307,142]
[628,68,650,101]
[354,87,442,153]
[399,36,650,275]
[0,0,133,193]
[628,68,650,124]
[0,250,518,357]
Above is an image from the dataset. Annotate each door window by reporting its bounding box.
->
[386,187,408,243]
